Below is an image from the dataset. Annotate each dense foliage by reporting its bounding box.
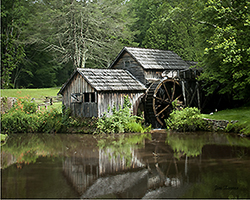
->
[96,96,150,134]
[0,96,95,134]
[1,0,250,102]
[165,107,206,132]
[1,0,136,89]
[198,0,250,100]
[1,96,62,133]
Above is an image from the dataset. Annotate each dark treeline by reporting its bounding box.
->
[1,0,250,101]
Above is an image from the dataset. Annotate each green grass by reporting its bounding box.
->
[202,106,250,135]
[1,87,61,99]
[1,87,62,110]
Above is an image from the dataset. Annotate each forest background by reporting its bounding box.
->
[1,0,250,101]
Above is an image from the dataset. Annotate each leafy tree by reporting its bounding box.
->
[127,0,163,47]
[198,0,250,100]
[14,46,60,88]
[27,0,136,69]
[1,0,29,88]
[142,1,203,61]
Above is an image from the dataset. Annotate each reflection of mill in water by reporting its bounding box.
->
[62,145,146,197]
[62,133,195,199]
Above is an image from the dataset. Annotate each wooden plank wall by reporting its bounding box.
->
[61,73,97,117]
[144,70,163,83]
[97,92,144,118]
[111,52,146,85]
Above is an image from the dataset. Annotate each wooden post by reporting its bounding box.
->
[189,83,198,107]
[196,82,201,110]
[182,81,187,106]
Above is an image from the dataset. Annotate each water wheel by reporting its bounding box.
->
[145,79,183,128]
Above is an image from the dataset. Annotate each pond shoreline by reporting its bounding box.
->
[1,96,249,136]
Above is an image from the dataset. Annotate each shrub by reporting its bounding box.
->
[11,96,37,114]
[96,96,150,134]
[1,96,64,134]
[165,107,206,132]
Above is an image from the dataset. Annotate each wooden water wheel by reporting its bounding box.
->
[145,79,183,128]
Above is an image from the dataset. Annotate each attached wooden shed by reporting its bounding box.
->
[58,68,146,118]
[109,47,190,86]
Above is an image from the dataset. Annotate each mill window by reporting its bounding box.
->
[84,93,96,103]
[71,93,82,103]
[124,60,130,68]
[91,93,95,102]
[84,93,90,102]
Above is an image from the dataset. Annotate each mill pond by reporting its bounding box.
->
[1,131,250,199]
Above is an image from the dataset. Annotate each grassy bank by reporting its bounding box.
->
[202,106,250,135]
[1,87,62,110]
[1,87,61,99]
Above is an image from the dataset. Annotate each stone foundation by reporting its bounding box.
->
[203,118,238,131]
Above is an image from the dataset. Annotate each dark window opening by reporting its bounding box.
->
[84,93,95,103]
[84,93,90,102]
[91,93,95,102]
[124,60,130,68]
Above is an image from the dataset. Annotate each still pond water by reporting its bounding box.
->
[1,131,250,199]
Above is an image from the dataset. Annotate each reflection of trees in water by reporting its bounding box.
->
[2,132,250,198]
[97,134,150,175]
[166,132,250,158]
[145,133,184,190]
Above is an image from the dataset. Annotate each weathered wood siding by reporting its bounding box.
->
[61,73,97,117]
[97,92,144,118]
[111,52,146,85]
[144,70,163,83]
[61,72,144,118]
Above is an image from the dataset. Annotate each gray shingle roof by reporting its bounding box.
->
[110,47,190,70]
[58,68,146,94]
[78,68,146,91]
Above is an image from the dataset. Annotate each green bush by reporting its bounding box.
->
[96,96,150,134]
[1,96,64,133]
[0,134,8,143]
[1,96,99,134]
[165,107,206,132]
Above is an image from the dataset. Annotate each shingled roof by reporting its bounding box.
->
[58,68,146,94]
[110,47,190,70]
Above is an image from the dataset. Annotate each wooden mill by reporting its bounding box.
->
[59,47,203,128]
[109,47,203,128]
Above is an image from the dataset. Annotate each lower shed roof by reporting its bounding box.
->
[58,68,146,95]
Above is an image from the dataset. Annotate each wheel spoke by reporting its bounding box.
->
[174,94,182,101]
[171,81,176,101]
[154,96,164,102]
[147,79,183,127]
[163,83,171,100]
[156,104,170,117]
[155,104,161,109]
